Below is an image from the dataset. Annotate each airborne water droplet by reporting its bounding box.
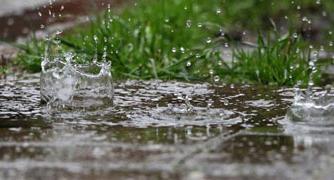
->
[186,20,192,28]
[293,33,298,39]
[180,47,185,53]
[214,76,220,82]
[206,38,212,44]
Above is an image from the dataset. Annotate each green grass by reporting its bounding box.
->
[15,0,333,86]
[224,33,321,86]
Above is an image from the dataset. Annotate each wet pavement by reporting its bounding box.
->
[0,74,334,179]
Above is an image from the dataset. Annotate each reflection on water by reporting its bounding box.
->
[1,74,334,179]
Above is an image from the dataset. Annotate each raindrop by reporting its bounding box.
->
[207,99,213,109]
[293,33,298,39]
[180,47,185,53]
[172,47,177,53]
[214,76,220,82]
[186,20,192,28]
[216,8,222,14]
[302,17,308,22]
[38,12,42,17]
[55,30,63,35]
[186,61,192,67]
[206,37,212,44]
[107,4,111,13]
[93,35,98,43]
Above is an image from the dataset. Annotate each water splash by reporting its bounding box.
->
[288,50,334,121]
[282,50,334,146]
[40,52,113,111]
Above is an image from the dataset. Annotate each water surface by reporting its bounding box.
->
[0,74,334,179]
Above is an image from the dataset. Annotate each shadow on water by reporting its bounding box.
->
[1,74,334,179]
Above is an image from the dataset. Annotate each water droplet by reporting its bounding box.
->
[107,4,111,13]
[186,61,192,67]
[214,76,220,82]
[293,33,298,39]
[186,20,192,28]
[93,35,98,43]
[207,99,213,109]
[206,37,212,44]
[216,8,222,14]
[172,47,177,53]
[55,30,63,35]
[38,12,42,17]
[302,17,308,22]
[180,47,185,53]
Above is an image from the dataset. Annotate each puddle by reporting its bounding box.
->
[1,74,334,179]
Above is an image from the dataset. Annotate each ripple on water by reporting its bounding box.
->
[126,106,243,127]
[4,74,334,179]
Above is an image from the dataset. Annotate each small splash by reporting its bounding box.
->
[288,86,334,122]
[40,52,113,111]
[286,49,334,121]
[281,50,334,146]
[126,94,242,127]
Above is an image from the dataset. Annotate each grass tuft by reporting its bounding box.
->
[14,0,333,86]
[225,33,321,86]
